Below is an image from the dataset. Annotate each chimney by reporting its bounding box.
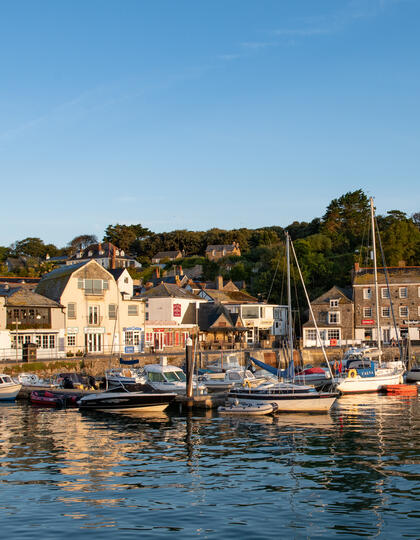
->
[111,245,116,269]
[354,262,360,273]
[154,267,160,279]
[98,242,102,254]
[398,260,406,267]
[178,265,183,276]
[216,275,223,290]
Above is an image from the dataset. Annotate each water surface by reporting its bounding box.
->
[0,394,418,539]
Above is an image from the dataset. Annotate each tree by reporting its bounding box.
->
[103,224,150,252]
[11,237,53,258]
[68,234,98,253]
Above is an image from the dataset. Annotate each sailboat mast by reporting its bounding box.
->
[370,197,382,361]
[286,233,294,366]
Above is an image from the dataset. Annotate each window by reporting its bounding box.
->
[363,307,372,318]
[363,288,371,299]
[381,288,390,299]
[42,335,49,348]
[399,306,408,318]
[78,278,108,295]
[327,329,340,340]
[328,312,340,324]
[108,304,117,320]
[68,303,76,319]
[242,306,259,319]
[35,335,41,348]
[67,335,76,347]
[306,330,317,341]
[145,312,149,321]
[399,287,408,299]
[128,305,138,316]
[330,299,339,307]
[125,331,140,345]
[88,306,100,325]
[381,307,390,318]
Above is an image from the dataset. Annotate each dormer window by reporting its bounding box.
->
[120,250,125,256]
[88,250,93,257]
[330,299,339,308]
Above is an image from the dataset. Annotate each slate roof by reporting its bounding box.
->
[205,244,239,252]
[200,289,257,304]
[5,288,62,307]
[152,251,182,260]
[353,266,420,285]
[140,283,201,300]
[310,285,353,305]
[68,242,135,261]
[198,303,247,332]
[108,268,127,281]
[35,262,88,302]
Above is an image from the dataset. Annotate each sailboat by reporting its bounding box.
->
[227,233,338,413]
[335,198,405,394]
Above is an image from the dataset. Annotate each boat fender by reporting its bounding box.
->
[348,369,357,379]
[243,380,251,389]
[271,403,278,413]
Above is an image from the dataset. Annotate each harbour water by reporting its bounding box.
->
[0,395,418,539]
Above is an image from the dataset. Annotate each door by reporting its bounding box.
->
[383,328,390,344]
[85,333,102,353]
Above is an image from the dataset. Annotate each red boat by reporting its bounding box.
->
[30,390,78,408]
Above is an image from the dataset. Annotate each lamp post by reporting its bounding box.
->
[14,318,21,363]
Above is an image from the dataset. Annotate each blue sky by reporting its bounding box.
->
[1,0,419,247]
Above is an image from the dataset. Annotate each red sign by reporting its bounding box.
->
[173,303,181,317]
[330,339,337,346]
[362,319,375,325]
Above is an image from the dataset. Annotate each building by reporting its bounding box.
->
[302,286,354,348]
[205,243,241,261]
[36,260,145,355]
[0,286,66,360]
[151,251,183,265]
[66,242,141,270]
[197,303,247,349]
[353,263,420,345]
[140,283,206,351]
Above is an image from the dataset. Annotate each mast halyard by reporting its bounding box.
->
[370,197,382,363]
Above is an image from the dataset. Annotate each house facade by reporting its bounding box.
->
[302,286,354,348]
[66,242,141,270]
[151,251,183,265]
[140,283,206,351]
[36,260,145,356]
[353,264,420,345]
[205,243,241,261]
[0,286,66,360]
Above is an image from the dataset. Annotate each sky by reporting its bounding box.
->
[1,0,419,247]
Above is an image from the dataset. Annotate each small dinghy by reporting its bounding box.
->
[30,390,78,408]
[218,402,276,416]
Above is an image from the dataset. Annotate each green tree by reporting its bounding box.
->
[104,224,151,252]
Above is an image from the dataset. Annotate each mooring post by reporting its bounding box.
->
[185,336,194,398]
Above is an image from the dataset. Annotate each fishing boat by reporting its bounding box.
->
[228,234,338,413]
[335,198,405,394]
[78,385,177,413]
[0,374,21,401]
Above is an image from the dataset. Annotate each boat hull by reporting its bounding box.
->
[228,390,337,412]
[336,370,404,394]
[0,384,21,401]
[78,391,176,412]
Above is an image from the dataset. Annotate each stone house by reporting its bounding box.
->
[66,242,141,270]
[205,243,241,261]
[353,263,420,345]
[36,260,145,355]
[197,303,247,349]
[151,251,183,265]
[302,286,354,348]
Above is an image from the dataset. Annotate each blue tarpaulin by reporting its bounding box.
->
[119,358,139,365]
[250,356,294,379]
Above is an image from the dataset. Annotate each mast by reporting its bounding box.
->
[286,233,294,367]
[370,197,382,362]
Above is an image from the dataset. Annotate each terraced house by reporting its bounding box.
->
[36,260,145,355]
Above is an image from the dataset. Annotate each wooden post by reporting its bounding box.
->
[185,337,194,398]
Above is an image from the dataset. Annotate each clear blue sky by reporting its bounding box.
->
[1,0,419,247]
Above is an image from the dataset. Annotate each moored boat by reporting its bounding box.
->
[0,374,21,401]
[29,390,78,408]
[218,402,276,416]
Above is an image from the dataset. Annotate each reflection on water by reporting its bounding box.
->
[0,395,418,539]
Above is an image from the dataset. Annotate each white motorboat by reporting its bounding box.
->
[105,368,146,387]
[335,356,404,394]
[218,402,275,416]
[0,374,22,401]
[143,363,207,395]
[200,369,257,392]
[14,373,51,387]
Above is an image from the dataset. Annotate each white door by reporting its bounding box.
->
[85,333,102,353]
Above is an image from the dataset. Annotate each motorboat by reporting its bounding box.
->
[218,402,276,416]
[105,368,146,387]
[200,369,257,392]
[228,382,338,413]
[293,366,332,389]
[205,354,242,374]
[0,374,22,401]
[143,363,207,395]
[14,373,51,387]
[77,384,176,413]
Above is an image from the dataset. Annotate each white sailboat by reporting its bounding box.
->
[227,234,338,413]
[335,198,405,394]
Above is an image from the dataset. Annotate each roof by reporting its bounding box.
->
[5,288,62,307]
[108,268,128,281]
[68,242,135,261]
[310,286,353,305]
[206,244,239,252]
[152,251,182,260]
[140,282,202,300]
[353,266,420,285]
[198,303,247,332]
[199,289,258,304]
